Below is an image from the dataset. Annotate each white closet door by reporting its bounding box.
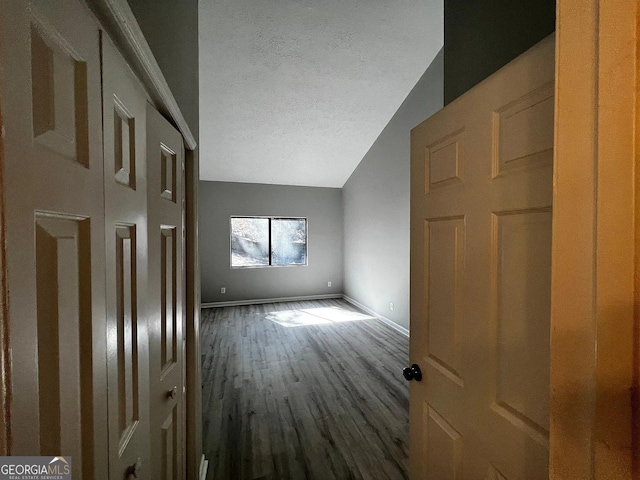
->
[146,103,186,480]
[0,0,108,478]
[102,33,152,480]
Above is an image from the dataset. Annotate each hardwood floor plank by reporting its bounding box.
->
[202,299,409,480]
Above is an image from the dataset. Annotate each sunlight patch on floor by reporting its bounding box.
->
[263,306,375,328]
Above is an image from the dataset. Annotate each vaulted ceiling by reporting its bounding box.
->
[199,0,443,188]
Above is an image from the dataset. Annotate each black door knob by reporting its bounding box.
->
[403,363,422,382]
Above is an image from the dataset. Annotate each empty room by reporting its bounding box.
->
[197,0,444,475]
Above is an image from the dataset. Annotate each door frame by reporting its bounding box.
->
[185,147,205,479]
[0,56,10,457]
[552,0,638,477]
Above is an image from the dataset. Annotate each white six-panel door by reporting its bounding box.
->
[0,0,108,478]
[409,35,554,479]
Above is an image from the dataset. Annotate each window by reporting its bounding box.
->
[231,217,307,267]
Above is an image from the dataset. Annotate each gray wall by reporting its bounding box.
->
[127,0,199,136]
[342,50,444,331]
[200,182,343,303]
[444,0,555,104]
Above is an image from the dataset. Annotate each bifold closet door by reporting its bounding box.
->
[0,0,108,478]
[101,34,152,480]
[146,103,186,480]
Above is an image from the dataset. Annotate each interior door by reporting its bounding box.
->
[102,34,152,479]
[0,0,108,478]
[146,103,186,480]
[409,35,554,479]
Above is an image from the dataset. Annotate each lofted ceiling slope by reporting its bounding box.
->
[199,0,443,188]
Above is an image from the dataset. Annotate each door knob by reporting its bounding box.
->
[403,363,422,382]
[128,458,141,478]
[167,386,178,399]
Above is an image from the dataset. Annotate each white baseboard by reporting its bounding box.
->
[342,295,409,337]
[201,293,342,309]
[200,293,409,337]
[199,454,208,480]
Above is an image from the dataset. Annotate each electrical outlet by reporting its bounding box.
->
[327,281,332,287]
[389,302,394,311]
[221,287,226,294]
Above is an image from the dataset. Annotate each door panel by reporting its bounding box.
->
[102,34,151,479]
[0,0,107,478]
[114,225,138,439]
[160,226,177,373]
[147,104,185,480]
[425,217,464,385]
[35,216,90,463]
[161,406,179,480]
[410,35,554,479]
[424,405,463,480]
[493,210,551,435]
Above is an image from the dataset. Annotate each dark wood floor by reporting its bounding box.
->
[201,298,410,480]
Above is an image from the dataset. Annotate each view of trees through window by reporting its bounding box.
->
[231,217,307,267]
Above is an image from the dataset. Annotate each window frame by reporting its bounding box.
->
[229,216,308,269]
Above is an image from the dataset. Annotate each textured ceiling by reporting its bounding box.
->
[199,0,443,187]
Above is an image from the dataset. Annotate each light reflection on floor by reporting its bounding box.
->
[262,306,375,328]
